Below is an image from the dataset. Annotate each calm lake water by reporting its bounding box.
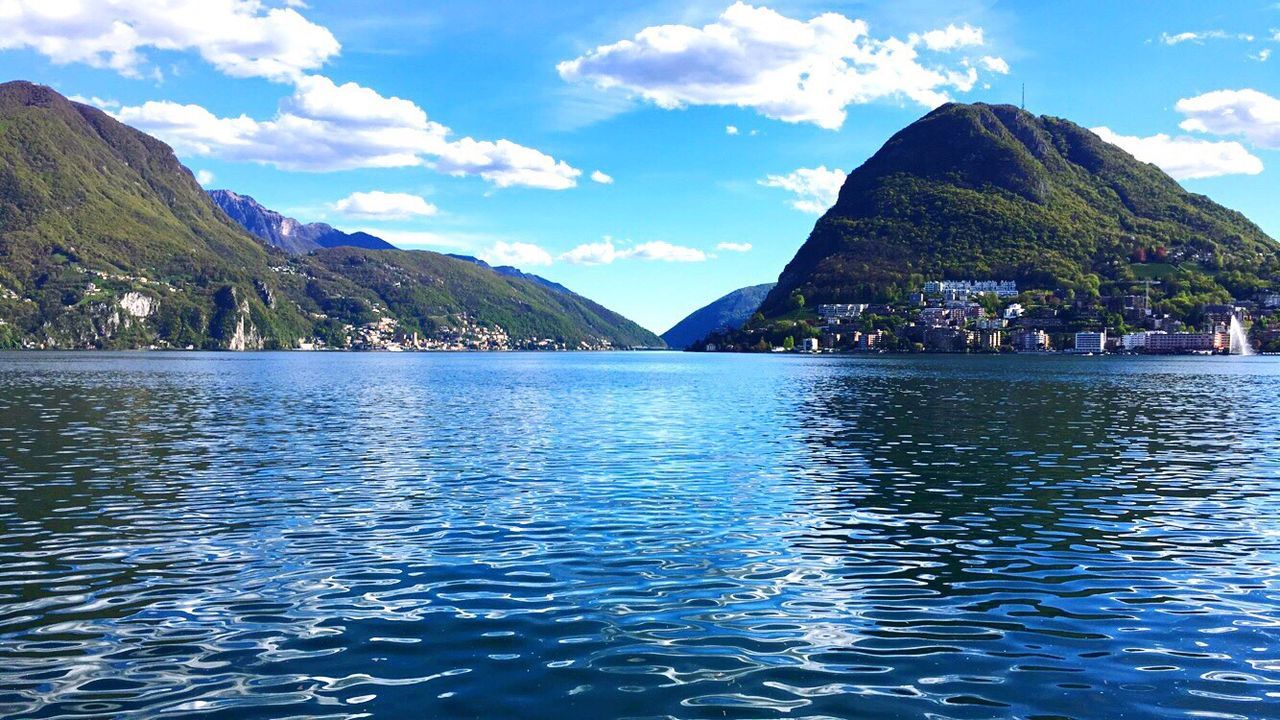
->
[1,351,1279,719]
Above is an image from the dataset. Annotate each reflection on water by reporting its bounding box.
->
[1,352,1278,719]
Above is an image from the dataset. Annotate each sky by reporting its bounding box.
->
[2,1,1279,333]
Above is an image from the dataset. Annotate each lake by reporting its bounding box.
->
[1,351,1278,719]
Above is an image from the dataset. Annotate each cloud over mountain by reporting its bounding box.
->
[760,166,847,213]
[560,238,708,265]
[1176,89,1280,149]
[115,76,581,189]
[1093,127,1263,179]
[332,191,438,220]
[557,2,1004,129]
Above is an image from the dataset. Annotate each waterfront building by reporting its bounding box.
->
[978,329,1003,351]
[1144,331,1228,354]
[800,338,820,353]
[923,327,971,352]
[1074,331,1106,354]
[1014,329,1051,353]
[1122,331,1162,351]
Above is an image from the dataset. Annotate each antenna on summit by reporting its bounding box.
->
[1021,83,1026,111]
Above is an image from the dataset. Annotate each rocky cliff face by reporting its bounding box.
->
[208,190,397,254]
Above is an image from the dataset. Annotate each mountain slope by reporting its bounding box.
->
[758,102,1278,317]
[0,81,311,349]
[661,283,775,350]
[209,189,396,253]
[302,248,662,348]
[0,81,661,350]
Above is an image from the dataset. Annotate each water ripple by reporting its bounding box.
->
[1,352,1279,718]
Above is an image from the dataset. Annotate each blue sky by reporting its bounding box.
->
[2,1,1279,332]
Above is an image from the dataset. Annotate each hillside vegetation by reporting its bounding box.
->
[758,103,1278,319]
[0,81,660,350]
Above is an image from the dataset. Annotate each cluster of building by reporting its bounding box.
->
[302,312,615,352]
[786,278,1253,355]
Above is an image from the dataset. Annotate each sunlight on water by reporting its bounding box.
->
[1,352,1279,719]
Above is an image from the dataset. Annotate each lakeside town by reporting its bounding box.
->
[704,279,1272,356]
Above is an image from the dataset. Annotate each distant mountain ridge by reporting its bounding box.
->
[661,283,775,350]
[208,189,396,254]
[447,254,574,295]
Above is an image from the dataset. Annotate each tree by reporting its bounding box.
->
[789,291,805,310]
[783,336,795,350]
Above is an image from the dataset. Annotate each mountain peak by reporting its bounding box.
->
[208,190,396,254]
[759,102,1276,317]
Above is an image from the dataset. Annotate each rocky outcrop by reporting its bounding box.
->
[119,292,154,318]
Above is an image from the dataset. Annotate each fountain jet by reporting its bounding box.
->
[1229,316,1253,356]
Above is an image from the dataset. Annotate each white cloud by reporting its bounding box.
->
[590,170,614,184]
[627,241,708,262]
[332,191,438,220]
[67,94,119,109]
[716,242,752,252]
[559,238,622,265]
[114,75,581,188]
[917,24,984,51]
[0,0,340,82]
[1160,30,1255,45]
[1253,49,1272,62]
[1176,89,1280,149]
[481,241,554,267]
[195,169,215,186]
[978,55,1009,74]
[726,125,739,135]
[560,237,708,265]
[557,2,1005,130]
[759,166,846,214]
[1092,126,1263,180]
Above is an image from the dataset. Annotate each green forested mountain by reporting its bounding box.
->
[0,81,661,350]
[758,102,1279,319]
[298,248,660,348]
[661,283,775,350]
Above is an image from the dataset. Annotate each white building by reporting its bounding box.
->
[817,304,869,322]
[1003,303,1025,320]
[1122,331,1164,351]
[800,337,820,353]
[1074,331,1106,354]
[924,280,1019,298]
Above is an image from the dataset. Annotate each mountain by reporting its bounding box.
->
[0,80,312,349]
[304,248,660,349]
[758,102,1278,318]
[448,254,574,295]
[0,81,661,350]
[661,283,775,350]
[209,189,396,254]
